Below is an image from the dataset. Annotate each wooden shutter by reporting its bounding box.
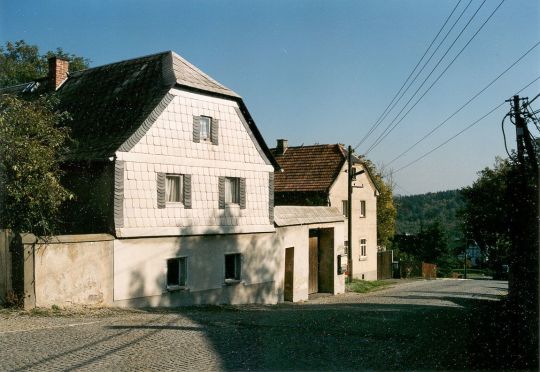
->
[211,118,219,145]
[218,176,225,209]
[239,178,246,209]
[157,172,166,209]
[192,116,200,143]
[183,174,192,209]
[268,173,274,223]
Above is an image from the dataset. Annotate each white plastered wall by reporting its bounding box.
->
[113,232,283,306]
[275,222,346,302]
[328,163,378,280]
[115,88,274,237]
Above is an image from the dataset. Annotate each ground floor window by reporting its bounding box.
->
[167,257,187,288]
[225,253,241,282]
[360,239,367,258]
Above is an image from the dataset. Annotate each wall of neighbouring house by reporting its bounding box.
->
[329,162,378,280]
[113,231,283,307]
[274,191,328,206]
[22,234,114,308]
[115,88,275,238]
[275,223,345,302]
[61,162,115,234]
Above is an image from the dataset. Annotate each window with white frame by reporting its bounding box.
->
[166,174,183,203]
[167,257,187,288]
[360,239,367,257]
[342,200,349,218]
[225,177,240,204]
[360,200,366,218]
[225,253,241,282]
[199,116,212,141]
[344,240,349,255]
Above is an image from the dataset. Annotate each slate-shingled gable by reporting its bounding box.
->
[1,50,280,169]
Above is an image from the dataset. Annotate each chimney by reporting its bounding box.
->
[48,57,69,90]
[276,139,288,155]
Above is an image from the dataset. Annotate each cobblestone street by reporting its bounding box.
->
[0,279,508,371]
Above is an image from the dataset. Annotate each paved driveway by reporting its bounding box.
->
[0,279,508,371]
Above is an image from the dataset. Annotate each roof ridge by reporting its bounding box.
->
[69,51,170,77]
[271,143,342,150]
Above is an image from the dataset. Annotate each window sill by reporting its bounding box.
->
[223,279,243,286]
[166,285,188,292]
[165,202,184,207]
[359,256,368,261]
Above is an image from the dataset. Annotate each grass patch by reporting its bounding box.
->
[346,280,394,293]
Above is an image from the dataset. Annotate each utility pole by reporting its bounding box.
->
[505,95,539,366]
[513,95,526,164]
[347,146,353,284]
[347,146,365,284]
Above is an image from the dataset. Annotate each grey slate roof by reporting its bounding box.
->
[274,206,344,227]
[55,51,245,160]
[0,50,278,169]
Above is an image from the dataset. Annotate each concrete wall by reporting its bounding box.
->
[113,231,283,307]
[115,88,275,238]
[22,234,114,308]
[0,230,13,303]
[329,162,378,280]
[276,222,345,302]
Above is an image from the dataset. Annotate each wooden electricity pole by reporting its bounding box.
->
[347,145,365,284]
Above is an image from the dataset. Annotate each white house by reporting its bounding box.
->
[0,52,346,307]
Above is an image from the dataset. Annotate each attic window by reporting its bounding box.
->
[193,115,219,144]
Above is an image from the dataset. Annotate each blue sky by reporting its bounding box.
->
[1,0,539,194]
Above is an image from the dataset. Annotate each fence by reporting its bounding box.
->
[377,251,393,280]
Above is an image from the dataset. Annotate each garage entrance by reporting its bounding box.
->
[308,228,334,294]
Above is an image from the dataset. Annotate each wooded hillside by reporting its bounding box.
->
[394,190,465,237]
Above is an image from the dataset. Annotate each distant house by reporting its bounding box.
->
[0,52,346,307]
[271,141,379,280]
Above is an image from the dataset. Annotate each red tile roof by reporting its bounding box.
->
[270,144,347,192]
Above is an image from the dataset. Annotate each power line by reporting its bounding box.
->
[353,0,465,150]
[355,0,474,151]
[386,40,540,166]
[364,0,504,155]
[392,75,540,174]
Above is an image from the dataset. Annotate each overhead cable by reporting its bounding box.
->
[353,0,465,150]
[392,75,540,174]
[364,0,505,155]
[386,40,540,166]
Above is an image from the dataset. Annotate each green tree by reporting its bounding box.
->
[360,158,397,247]
[0,40,89,87]
[460,158,512,269]
[0,94,72,236]
[392,221,457,277]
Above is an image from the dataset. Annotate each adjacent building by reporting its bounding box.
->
[271,141,379,280]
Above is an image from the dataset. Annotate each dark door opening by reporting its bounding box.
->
[284,247,294,301]
[308,231,319,294]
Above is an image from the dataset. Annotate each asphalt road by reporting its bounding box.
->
[0,279,508,371]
